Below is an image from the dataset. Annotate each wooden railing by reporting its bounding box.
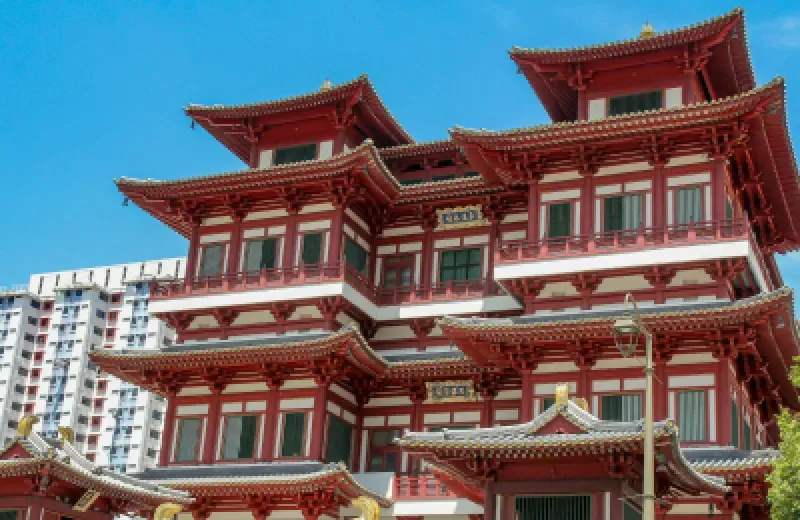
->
[375,278,501,305]
[393,476,457,500]
[496,218,750,263]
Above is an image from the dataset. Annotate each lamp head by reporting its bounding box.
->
[612,315,640,357]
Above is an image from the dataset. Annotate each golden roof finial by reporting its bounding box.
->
[555,383,570,407]
[320,79,333,91]
[154,503,183,520]
[58,426,75,445]
[17,416,39,437]
[639,21,656,39]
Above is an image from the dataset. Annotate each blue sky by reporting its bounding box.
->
[1,1,799,290]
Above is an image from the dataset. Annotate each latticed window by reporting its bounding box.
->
[548,202,572,238]
[368,429,402,472]
[281,412,306,457]
[245,238,277,271]
[743,419,752,449]
[676,186,703,224]
[301,233,323,265]
[678,390,707,442]
[516,495,591,520]
[222,415,257,459]
[200,244,223,276]
[600,394,642,421]
[439,248,481,282]
[604,194,642,232]
[731,400,740,447]
[175,418,201,462]
[608,90,662,116]
[383,255,413,288]
[345,238,368,274]
[326,416,353,467]
[274,143,316,166]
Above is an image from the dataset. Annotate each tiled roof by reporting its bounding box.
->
[379,139,460,159]
[684,447,781,472]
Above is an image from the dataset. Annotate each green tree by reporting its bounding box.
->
[767,357,800,519]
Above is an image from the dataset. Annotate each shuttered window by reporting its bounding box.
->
[676,186,702,224]
[516,496,591,520]
[274,143,317,165]
[200,244,223,276]
[608,91,662,116]
[731,400,740,447]
[223,415,257,459]
[601,394,642,421]
[326,416,353,467]
[245,238,277,271]
[345,238,368,273]
[440,248,481,282]
[678,390,707,442]
[301,233,323,265]
[604,194,642,232]
[281,412,306,457]
[548,202,572,238]
[175,418,201,462]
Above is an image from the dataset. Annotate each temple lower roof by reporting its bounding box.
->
[683,447,781,473]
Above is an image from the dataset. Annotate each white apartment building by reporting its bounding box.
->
[0,257,186,473]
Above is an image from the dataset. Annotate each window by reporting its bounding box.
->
[110,294,121,304]
[675,186,702,224]
[26,386,36,397]
[105,329,115,340]
[200,244,224,277]
[542,397,555,409]
[23,404,33,414]
[39,317,49,328]
[94,399,104,411]
[108,311,118,322]
[274,143,317,166]
[0,510,19,520]
[301,233,323,266]
[548,202,572,238]
[97,380,107,392]
[743,419,752,449]
[515,496,591,520]
[383,255,413,288]
[91,417,102,427]
[96,310,106,319]
[345,238,368,274]
[678,390,706,442]
[326,416,353,467]
[608,90,662,116]
[368,429,402,472]
[604,194,642,232]
[222,415,258,460]
[433,174,455,182]
[731,400,739,448]
[30,368,40,379]
[399,178,424,186]
[439,248,481,282]
[88,435,98,446]
[245,238,278,271]
[43,301,53,311]
[281,412,306,457]
[600,394,642,421]
[175,418,201,462]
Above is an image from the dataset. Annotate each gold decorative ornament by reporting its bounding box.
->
[554,383,570,406]
[436,205,485,230]
[426,380,477,403]
[154,503,183,520]
[17,416,39,436]
[58,426,75,445]
[639,22,656,39]
[352,496,380,520]
[573,397,589,412]
[73,490,101,512]
[320,79,333,91]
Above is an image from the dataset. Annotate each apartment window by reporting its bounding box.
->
[274,143,317,166]
[88,435,98,446]
[27,316,36,326]
[110,294,121,304]
[326,416,353,467]
[368,429,402,472]
[678,390,706,442]
[94,399,104,411]
[281,412,306,457]
[345,238,368,274]
[440,248,481,282]
[548,202,572,238]
[91,417,102,427]
[244,238,278,271]
[43,301,53,311]
[23,404,34,414]
[26,386,37,397]
[222,415,258,460]
[383,255,413,288]
[175,418,201,462]
[731,400,739,448]
[108,311,118,322]
[200,244,224,277]
[85,453,95,462]
[600,394,642,421]
[30,368,40,379]
[676,186,702,224]
[39,317,49,328]
[608,90,662,116]
[105,329,115,340]
[301,233,323,266]
[604,194,642,232]
[96,380,107,392]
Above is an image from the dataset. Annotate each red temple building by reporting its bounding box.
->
[87,8,800,520]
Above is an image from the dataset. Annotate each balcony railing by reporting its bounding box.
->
[393,476,457,500]
[496,218,749,264]
[151,262,502,305]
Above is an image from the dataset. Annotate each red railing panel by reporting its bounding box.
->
[393,476,457,500]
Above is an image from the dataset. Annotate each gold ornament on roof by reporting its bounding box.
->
[352,496,380,520]
[58,426,75,445]
[320,79,333,91]
[154,503,183,520]
[17,416,39,437]
[639,21,656,39]
[573,397,589,412]
[555,383,570,406]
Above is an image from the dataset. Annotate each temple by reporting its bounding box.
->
[88,8,798,520]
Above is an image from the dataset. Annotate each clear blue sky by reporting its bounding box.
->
[1,1,799,289]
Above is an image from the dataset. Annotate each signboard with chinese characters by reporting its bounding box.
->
[426,380,477,403]
[436,205,485,230]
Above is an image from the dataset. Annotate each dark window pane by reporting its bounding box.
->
[281,412,306,457]
[543,397,555,409]
[223,415,257,459]
[0,511,18,520]
[604,195,641,231]
[176,418,201,462]
[601,395,623,421]
[548,202,572,238]
[326,416,353,467]
[676,186,702,224]
[200,245,223,276]
[731,400,739,447]
[245,238,277,271]
[400,178,424,186]
[515,496,591,520]
[301,233,322,265]
[274,143,317,166]
[439,248,481,282]
[608,91,662,116]
[743,420,752,449]
[345,238,368,274]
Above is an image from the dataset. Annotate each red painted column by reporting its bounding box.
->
[716,357,733,446]
[262,385,280,461]
[652,165,665,231]
[527,180,539,241]
[580,172,594,238]
[351,403,364,472]
[482,396,493,428]
[577,365,591,400]
[654,361,668,421]
[282,216,297,271]
[408,395,424,474]
[487,218,499,289]
[227,216,243,275]
[501,494,514,520]
[712,159,728,221]
[185,224,200,285]
[483,483,496,520]
[421,221,435,291]
[310,381,329,460]
[202,392,222,463]
[329,205,344,268]
[520,371,533,422]
[159,396,176,466]
[577,88,587,121]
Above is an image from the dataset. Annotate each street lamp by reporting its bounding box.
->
[612,293,654,520]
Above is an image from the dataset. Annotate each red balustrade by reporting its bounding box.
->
[496,219,750,263]
[375,278,501,305]
[393,476,457,500]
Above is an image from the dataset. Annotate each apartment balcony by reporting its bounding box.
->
[494,218,773,290]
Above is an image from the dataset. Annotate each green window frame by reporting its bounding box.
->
[245,238,277,271]
[743,419,752,449]
[608,90,662,116]
[604,194,642,232]
[439,248,481,282]
[548,202,572,238]
[175,418,201,462]
[731,400,739,448]
[678,390,707,442]
[515,496,591,520]
[345,238,368,274]
[281,412,306,457]
[326,415,353,467]
[301,233,323,265]
[222,415,257,460]
[200,244,223,277]
[601,394,642,422]
[274,143,317,166]
[676,186,703,224]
